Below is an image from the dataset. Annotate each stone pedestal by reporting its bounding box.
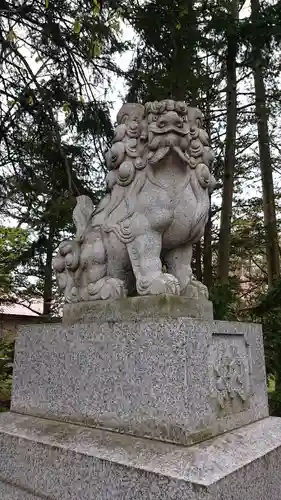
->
[0,296,280,499]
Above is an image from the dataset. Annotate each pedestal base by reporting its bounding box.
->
[11,317,268,445]
[62,294,214,324]
[0,412,281,500]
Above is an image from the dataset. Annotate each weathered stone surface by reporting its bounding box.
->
[0,412,281,499]
[62,294,213,324]
[11,317,268,445]
[53,100,216,305]
[0,483,38,500]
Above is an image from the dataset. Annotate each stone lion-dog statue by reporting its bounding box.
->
[53,100,216,303]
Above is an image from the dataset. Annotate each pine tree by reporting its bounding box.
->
[250,0,280,287]
[0,0,126,313]
[218,0,239,285]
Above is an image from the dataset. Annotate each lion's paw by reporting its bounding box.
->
[137,273,180,296]
[87,277,128,301]
[182,278,209,300]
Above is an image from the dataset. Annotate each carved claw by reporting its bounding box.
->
[182,278,209,300]
[65,287,79,303]
[87,277,128,301]
[137,273,180,296]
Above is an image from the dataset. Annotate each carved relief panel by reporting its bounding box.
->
[209,333,251,416]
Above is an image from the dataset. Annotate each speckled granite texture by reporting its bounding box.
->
[11,317,268,445]
[0,413,281,499]
[0,482,38,500]
[62,295,214,324]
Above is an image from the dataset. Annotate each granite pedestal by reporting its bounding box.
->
[0,295,280,499]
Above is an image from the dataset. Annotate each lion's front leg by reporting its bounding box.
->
[164,243,208,299]
[127,230,180,296]
[163,243,193,294]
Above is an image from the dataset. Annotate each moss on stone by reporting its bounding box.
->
[63,294,213,325]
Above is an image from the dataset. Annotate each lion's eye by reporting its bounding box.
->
[153,115,157,121]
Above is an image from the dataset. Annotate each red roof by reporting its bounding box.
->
[0,301,42,317]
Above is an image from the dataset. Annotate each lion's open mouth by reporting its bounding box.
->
[148,131,189,151]
[147,145,189,165]
[149,124,188,136]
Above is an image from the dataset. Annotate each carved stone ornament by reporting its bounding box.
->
[213,345,249,410]
[53,100,217,303]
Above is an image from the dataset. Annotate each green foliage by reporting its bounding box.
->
[0,0,125,202]
[0,227,30,299]
[0,0,127,312]
[124,0,206,102]
[0,340,14,409]
[252,280,281,416]
[210,282,241,321]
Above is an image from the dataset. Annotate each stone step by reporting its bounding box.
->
[0,412,281,499]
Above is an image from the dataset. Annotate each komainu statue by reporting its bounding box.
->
[53,100,216,303]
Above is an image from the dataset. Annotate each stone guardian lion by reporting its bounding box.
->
[53,100,216,303]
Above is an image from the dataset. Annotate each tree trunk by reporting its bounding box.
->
[171,0,198,101]
[43,225,54,316]
[203,209,212,288]
[217,0,238,285]
[203,93,213,288]
[194,242,203,282]
[251,0,280,288]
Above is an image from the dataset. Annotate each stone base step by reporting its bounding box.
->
[0,412,281,499]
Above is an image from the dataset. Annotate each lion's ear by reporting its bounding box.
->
[187,106,204,127]
[117,103,145,125]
